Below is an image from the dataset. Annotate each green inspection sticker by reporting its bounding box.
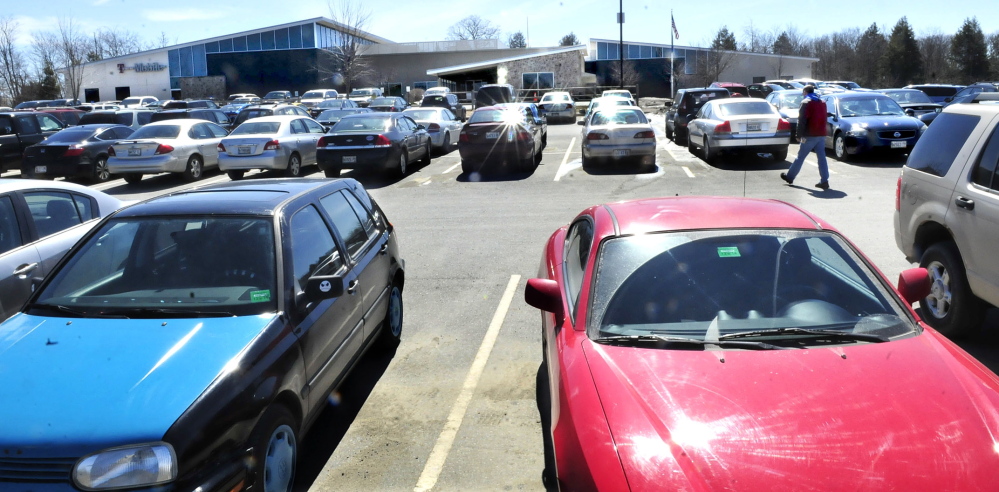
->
[250,290,271,302]
[717,246,741,258]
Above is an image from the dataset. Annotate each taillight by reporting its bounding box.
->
[516,130,532,142]
[586,132,609,140]
[63,145,84,157]
[373,135,391,146]
[264,140,280,150]
[714,121,732,134]
[427,123,441,133]
[154,144,174,154]
[634,130,656,139]
[317,136,329,147]
[217,142,226,153]
[777,118,791,131]
[107,146,116,156]
[459,131,469,142]
[895,174,902,211]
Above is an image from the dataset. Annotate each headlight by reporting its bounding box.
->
[846,124,868,137]
[74,443,177,490]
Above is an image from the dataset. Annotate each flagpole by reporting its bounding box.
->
[670,10,675,99]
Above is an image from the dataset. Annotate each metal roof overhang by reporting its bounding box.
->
[426,45,587,77]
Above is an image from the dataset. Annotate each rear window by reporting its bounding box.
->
[468,109,521,124]
[331,117,390,132]
[162,101,188,109]
[905,113,981,177]
[717,101,776,117]
[44,130,93,143]
[151,112,187,122]
[914,86,961,97]
[79,113,117,125]
[591,110,648,125]
[115,113,134,125]
[370,98,395,106]
[302,91,324,99]
[130,125,181,139]
[137,112,153,125]
[231,122,281,135]
[422,96,447,105]
[404,110,439,120]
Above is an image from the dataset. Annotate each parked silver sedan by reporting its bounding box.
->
[0,179,122,320]
[218,115,325,180]
[580,107,657,168]
[687,98,792,163]
[108,119,229,184]
[402,107,462,153]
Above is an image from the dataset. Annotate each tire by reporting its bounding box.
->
[702,136,717,163]
[687,135,697,155]
[324,167,341,178]
[420,142,432,166]
[833,133,849,161]
[541,133,548,149]
[460,160,473,175]
[676,128,687,145]
[441,132,451,153]
[285,154,302,177]
[919,242,987,338]
[92,156,111,183]
[773,146,788,162]
[395,151,408,177]
[227,170,245,181]
[665,126,674,141]
[182,155,204,182]
[376,282,403,350]
[123,173,142,184]
[247,406,298,492]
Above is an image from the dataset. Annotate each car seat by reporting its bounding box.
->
[35,200,80,238]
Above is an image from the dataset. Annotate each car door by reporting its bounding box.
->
[204,122,228,165]
[288,204,363,408]
[394,116,417,158]
[188,123,218,166]
[301,118,325,164]
[288,119,311,161]
[17,191,94,307]
[0,194,39,320]
[405,116,429,155]
[319,189,391,343]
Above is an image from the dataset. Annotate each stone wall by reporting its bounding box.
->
[499,50,585,90]
[179,76,227,101]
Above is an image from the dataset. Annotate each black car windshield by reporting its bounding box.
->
[369,98,396,106]
[301,91,325,99]
[130,125,181,139]
[44,130,93,143]
[264,92,287,98]
[717,101,777,117]
[231,122,281,135]
[404,109,440,121]
[589,229,918,345]
[318,100,346,108]
[838,96,905,116]
[31,216,277,318]
[884,91,933,104]
[331,116,390,132]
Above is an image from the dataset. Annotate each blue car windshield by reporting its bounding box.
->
[31,216,277,318]
[838,97,905,117]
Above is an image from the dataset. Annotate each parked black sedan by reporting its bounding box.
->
[367,97,409,112]
[316,108,373,128]
[309,98,359,118]
[457,106,543,174]
[1,178,404,492]
[317,112,431,177]
[22,124,134,182]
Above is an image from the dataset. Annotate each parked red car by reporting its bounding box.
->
[525,196,999,491]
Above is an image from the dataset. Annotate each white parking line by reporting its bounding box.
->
[443,162,461,174]
[414,275,521,492]
[682,166,695,178]
[805,158,838,174]
[553,137,576,181]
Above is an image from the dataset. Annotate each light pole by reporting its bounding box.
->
[617,0,624,89]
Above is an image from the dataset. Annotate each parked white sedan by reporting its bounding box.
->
[580,107,656,168]
[402,107,462,153]
[108,119,229,184]
[217,115,325,180]
[687,98,792,163]
[539,91,576,123]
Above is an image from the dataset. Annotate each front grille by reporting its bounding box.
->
[878,130,916,139]
[0,456,75,482]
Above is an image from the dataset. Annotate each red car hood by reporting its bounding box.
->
[582,333,999,491]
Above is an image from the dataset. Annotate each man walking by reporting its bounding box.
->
[781,85,829,190]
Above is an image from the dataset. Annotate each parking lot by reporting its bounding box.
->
[9,112,999,491]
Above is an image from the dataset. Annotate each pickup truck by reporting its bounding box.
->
[0,111,65,174]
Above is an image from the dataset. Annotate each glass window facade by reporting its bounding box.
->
[232,36,247,52]
[275,28,290,49]
[289,25,302,49]
[594,40,697,62]
[523,72,555,90]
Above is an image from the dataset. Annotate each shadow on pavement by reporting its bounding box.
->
[951,308,999,376]
[582,161,657,176]
[535,359,558,492]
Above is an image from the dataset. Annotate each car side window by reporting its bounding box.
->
[115,113,134,126]
[23,192,83,238]
[303,118,325,134]
[563,219,593,320]
[290,119,307,134]
[0,195,22,255]
[296,107,310,117]
[206,122,228,138]
[343,190,378,238]
[319,191,370,261]
[36,114,62,132]
[113,127,135,139]
[188,124,211,139]
[290,205,343,290]
[16,114,40,134]
[214,112,229,125]
[972,123,999,190]
[137,112,153,125]
[95,129,117,141]
[442,109,455,121]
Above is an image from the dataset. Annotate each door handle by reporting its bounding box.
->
[14,262,38,277]
[347,279,359,294]
[955,196,975,210]
[379,243,388,255]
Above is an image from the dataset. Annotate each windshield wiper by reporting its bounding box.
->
[720,327,888,343]
[25,303,129,319]
[98,307,236,318]
[596,334,784,350]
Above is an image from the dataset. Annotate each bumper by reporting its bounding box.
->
[844,133,920,155]
[712,135,791,149]
[427,131,448,148]
[545,109,575,119]
[582,141,656,158]
[218,150,288,171]
[21,157,90,178]
[108,154,184,174]
[458,142,534,164]
[317,147,396,171]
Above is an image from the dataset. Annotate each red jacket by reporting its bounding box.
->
[797,97,828,138]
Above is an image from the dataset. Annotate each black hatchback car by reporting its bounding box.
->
[665,88,730,144]
[2,178,404,492]
[22,124,134,182]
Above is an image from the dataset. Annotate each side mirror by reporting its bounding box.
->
[525,278,563,317]
[897,268,931,305]
[905,109,915,116]
[305,275,344,303]
[416,124,426,130]
[323,125,331,132]
[944,97,953,103]
[576,120,585,126]
[534,118,544,125]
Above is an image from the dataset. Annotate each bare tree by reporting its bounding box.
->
[698,47,736,85]
[37,18,89,101]
[0,16,29,105]
[88,27,145,61]
[446,15,500,41]
[919,29,953,82]
[608,60,640,88]
[741,20,774,53]
[316,0,375,92]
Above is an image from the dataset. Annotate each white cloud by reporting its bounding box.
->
[142,9,224,22]
[93,0,112,5]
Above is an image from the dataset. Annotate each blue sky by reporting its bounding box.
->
[7,1,999,49]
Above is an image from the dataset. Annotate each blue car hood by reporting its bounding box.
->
[0,313,276,457]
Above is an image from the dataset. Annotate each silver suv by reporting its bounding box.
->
[894,95,999,337]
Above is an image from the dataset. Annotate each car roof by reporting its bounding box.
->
[825,92,889,99]
[56,124,127,132]
[114,178,354,217]
[597,197,829,237]
[143,119,205,128]
[236,115,301,123]
[0,178,118,197]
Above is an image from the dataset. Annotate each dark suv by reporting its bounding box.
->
[665,88,730,144]
[149,109,231,127]
[162,99,219,110]
[475,84,515,109]
[420,93,465,120]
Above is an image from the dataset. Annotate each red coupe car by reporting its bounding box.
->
[525,196,999,491]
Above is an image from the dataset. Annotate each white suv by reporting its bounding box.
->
[894,95,999,337]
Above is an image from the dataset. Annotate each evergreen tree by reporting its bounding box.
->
[988,32,999,80]
[558,32,580,47]
[508,31,526,49]
[39,61,61,100]
[856,23,887,87]
[882,18,923,87]
[712,27,737,51]
[950,18,991,84]
[773,32,793,55]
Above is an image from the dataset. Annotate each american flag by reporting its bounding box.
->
[671,14,679,40]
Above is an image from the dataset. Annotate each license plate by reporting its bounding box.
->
[342,156,356,164]
[747,123,761,131]
[238,146,252,155]
[34,166,46,173]
[128,148,141,156]
[485,132,499,139]
[613,150,630,157]
[891,141,906,148]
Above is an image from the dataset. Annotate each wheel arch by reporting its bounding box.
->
[913,220,956,261]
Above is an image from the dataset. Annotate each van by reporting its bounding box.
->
[475,84,515,109]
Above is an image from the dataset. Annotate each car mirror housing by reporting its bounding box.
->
[305,275,344,302]
[897,268,931,305]
[576,120,585,125]
[525,278,563,317]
